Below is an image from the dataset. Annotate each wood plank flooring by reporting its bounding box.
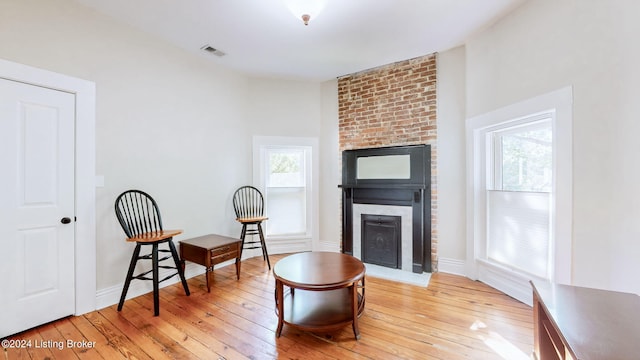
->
[2,254,533,359]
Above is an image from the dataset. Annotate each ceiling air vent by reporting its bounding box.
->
[200,45,226,57]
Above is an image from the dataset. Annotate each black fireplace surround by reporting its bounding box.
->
[339,144,431,273]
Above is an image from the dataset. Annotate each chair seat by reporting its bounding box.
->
[126,229,183,243]
[236,216,268,224]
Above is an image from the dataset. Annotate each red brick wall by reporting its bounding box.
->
[338,54,438,271]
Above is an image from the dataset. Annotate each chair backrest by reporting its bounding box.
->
[232,186,265,220]
[114,190,163,238]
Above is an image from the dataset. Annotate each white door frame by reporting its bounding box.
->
[0,58,96,315]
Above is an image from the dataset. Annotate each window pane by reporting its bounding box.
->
[268,150,304,187]
[487,190,550,278]
[500,125,552,192]
[266,187,306,236]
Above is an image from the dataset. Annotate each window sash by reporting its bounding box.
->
[491,118,552,192]
[487,190,551,278]
[267,149,305,188]
[265,186,306,236]
[262,146,311,237]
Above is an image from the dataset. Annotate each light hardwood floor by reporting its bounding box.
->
[2,254,533,359]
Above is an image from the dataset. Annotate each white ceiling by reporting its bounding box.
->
[74,0,527,81]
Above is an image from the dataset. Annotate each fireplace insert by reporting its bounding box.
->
[361,214,401,269]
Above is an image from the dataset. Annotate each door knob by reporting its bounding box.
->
[61,217,72,224]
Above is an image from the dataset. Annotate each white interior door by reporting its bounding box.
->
[0,78,76,337]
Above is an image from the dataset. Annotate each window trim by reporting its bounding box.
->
[466,87,573,304]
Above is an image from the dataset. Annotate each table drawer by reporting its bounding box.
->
[211,243,239,256]
[211,250,239,265]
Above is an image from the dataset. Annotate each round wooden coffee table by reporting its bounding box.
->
[273,252,366,340]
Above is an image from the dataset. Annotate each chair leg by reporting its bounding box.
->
[168,239,190,296]
[152,243,160,316]
[118,243,142,311]
[258,226,266,261]
[257,223,271,270]
[239,224,247,261]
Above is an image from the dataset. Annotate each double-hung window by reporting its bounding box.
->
[253,136,318,253]
[466,87,572,305]
[264,147,308,237]
[487,118,552,279]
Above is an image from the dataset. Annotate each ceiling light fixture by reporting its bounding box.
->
[301,14,311,26]
[283,0,327,26]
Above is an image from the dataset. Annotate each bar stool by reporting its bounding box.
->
[232,186,271,270]
[114,190,190,316]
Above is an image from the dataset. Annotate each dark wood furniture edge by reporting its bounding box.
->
[531,281,577,360]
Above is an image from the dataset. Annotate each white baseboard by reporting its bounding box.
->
[436,258,535,306]
[313,241,341,252]
[95,260,233,310]
[264,238,311,255]
[477,261,534,306]
[437,257,467,276]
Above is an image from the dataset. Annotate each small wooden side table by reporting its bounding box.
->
[179,234,241,292]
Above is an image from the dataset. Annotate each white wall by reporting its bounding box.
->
[465,0,640,294]
[0,0,248,292]
[246,78,323,136]
[0,0,336,303]
[435,47,467,274]
[245,77,340,253]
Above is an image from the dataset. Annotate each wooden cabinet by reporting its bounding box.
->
[531,281,640,360]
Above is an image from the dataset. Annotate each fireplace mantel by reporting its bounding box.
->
[339,184,425,189]
[340,144,431,273]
